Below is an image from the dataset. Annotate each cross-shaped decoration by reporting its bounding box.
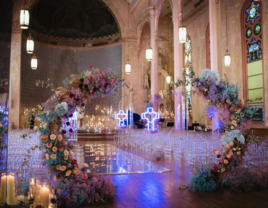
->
[114,110,128,128]
[141,107,160,132]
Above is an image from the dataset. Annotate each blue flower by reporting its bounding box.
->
[221,130,245,146]
[199,69,220,84]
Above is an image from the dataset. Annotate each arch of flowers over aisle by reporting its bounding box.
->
[22,67,127,207]
[173,64,268,192]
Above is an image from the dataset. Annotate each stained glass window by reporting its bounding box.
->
[242,0,264,125]
[246,28,252,38]
[246,1,260,24]
[184,37,192,106]
[254,23,261,35]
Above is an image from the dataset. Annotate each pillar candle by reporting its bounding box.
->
[7,175,16,205]
[0,175,7,205]
[40,187,50,208]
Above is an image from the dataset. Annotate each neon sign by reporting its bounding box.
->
[115,110,128,128]
[141,107,160,132]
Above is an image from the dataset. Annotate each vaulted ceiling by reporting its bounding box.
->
[30,0,120,38]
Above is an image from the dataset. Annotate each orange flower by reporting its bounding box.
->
[50,154,57,159]
[40,135,49,142]
[240,112,245,117]
[46,142,52,148]
[72,167,81,175]
[231,120,237,126]
[66,170,72,177]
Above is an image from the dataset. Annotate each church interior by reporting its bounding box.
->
[0,0,268,207]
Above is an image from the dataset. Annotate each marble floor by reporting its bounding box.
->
[78,140,268,208]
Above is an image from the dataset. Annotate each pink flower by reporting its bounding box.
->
[60,166,66,171]
[83,174,88,180]
[82,183,87,187]
[50,154,57,159]
[58,135,63,141]
[50,134,56,140]
[96,193,99,198]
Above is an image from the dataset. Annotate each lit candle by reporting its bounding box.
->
[29,178,35,186]
[7,174,16,205]
[40,186,50,208]
[0,174,7,204]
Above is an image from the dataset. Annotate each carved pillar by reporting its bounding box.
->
[148,7,158,110]
[9,0,24,128]
[173,0,185,130]
[209,0,222,130]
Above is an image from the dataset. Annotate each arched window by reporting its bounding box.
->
[241,0,264,125]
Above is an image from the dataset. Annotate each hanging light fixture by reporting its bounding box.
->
[224,0,231,67]
[179,9,186,43]
[125,2,131,74]
[125,59,131,74]
[179,26,187,43]
[146,44,153,61]
[224,52,231,67]
[166,76,171,84]
[20,0,29,29]
[26,35,34,54]
[31,55,38,70]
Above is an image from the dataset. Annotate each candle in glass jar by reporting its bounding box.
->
[40,186,50,208]
[0,175,7,205]
[7,175,16,205]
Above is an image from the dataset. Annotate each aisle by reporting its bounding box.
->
[82,142,268,208]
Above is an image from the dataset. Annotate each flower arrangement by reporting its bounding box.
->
[150,148,165,161]
[23,67,118,205]
[55,165,117,207]
[172,63,255,135]
[172,64,265,192]
[187,157,219,192]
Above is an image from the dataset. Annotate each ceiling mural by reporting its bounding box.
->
[30,0,120,39]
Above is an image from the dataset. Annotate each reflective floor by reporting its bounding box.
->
[77,144,170,174]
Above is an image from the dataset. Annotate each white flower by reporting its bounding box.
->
[87,169,91,173]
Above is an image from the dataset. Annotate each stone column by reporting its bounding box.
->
[209,0,222,74]
[9,0,23,129]
[148,7,158,110]
[209,0,222,130]
[173,0,184,130]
